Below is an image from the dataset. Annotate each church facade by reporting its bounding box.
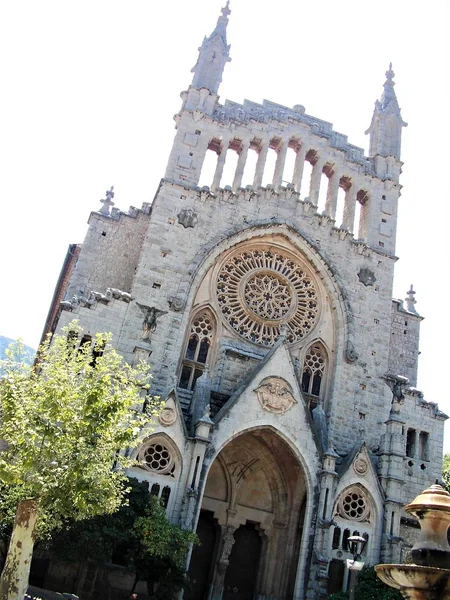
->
[44,4,446,599]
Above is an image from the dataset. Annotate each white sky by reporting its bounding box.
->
[0,1,449,446]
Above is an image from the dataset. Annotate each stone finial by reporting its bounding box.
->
[381,62,396,109]
[99,186,115,216]
[405,284,418,313]
[365,65,407,159]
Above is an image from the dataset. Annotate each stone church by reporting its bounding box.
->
[43,3,446,599]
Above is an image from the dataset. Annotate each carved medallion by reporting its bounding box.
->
[177,208,198,229]
[353,457,369,476]
[159,406,177,427]
[254,377,297,414]
[358,267,376,287]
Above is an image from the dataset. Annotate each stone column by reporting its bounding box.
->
[342,184,357,231]
[325,170,340,219]
[211,137,231,192]
[273,139,289,190]
[209,525,237,600]
[232,139,251,192]
[309,157,325,206]
[253,140,270,189]
[293,143,307,194]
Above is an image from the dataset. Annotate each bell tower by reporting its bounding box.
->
[164,3,232,187]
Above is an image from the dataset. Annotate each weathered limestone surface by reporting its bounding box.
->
[46,6,445,600]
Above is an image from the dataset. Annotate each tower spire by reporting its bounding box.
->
[365,63,407,159]
[190,2,232,94]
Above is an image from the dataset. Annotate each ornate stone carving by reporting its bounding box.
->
[99,186,115,216]
[168,295,184,311]
[136,303,168,340]
[358,267,376,286]
[220,525,236,563]
[254,377,297,414]
[216,247,319,346]
[159,406,177,427]
[353,456,369,475]
[345,340,358,363]
[177,208,198,228]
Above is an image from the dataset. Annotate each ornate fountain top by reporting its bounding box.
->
[404,483,450,515]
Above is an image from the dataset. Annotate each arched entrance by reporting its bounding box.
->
[187,429,308,600]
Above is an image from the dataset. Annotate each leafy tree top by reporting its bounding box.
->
[442,453,450,492]
[0,323,158,534]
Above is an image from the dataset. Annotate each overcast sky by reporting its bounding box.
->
[1,1,449,445]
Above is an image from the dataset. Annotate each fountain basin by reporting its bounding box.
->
[376,564,450,600]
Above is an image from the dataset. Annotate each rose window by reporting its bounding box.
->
[337,488,370,522]
[142,442,175,476]
[244,273,292,320]
[216,248,319,346]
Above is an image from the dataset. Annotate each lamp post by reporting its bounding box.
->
[346,535,366,600]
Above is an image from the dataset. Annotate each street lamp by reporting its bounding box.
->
[346,535,366,600]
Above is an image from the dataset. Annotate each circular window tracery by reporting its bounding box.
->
[337,488,370,522]
[216,248,319,346]
[141,442,175,476]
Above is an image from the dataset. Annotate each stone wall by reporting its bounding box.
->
[388,299,422,386]
[66,205,151,302]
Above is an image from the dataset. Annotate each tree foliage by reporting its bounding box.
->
[328,565,403,600]
[48,478,197,598]
[0,324,159,599]
[442,453,450,492]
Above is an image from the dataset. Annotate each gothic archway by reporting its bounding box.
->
[188,428,307,600]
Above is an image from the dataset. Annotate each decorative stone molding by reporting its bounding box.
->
[254,377,297,415]
[177,208,199,228]
[168,295,184,312]
[60,286,132,311]
[353,456,369,476]
[358,267,376,286]
[345,340,358,363]
[159,406,177,427]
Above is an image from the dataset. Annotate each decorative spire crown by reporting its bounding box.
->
[190,1,232,95]
[380,62,397,109]
[365,63,407,159]
[211,1,230,40]
[405,284,418,313]
[99,186,115,216]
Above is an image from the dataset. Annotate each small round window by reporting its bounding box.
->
[142,442,175,476]
[337,487,370,522]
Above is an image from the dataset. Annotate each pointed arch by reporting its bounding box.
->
[179,307,217,391]
[300,340,329,405]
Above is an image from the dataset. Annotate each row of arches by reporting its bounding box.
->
[198,136,369,238]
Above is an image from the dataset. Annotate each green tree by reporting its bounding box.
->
[47,479,197,599]
[0,325,157,600]
[328,565,402,600]
[442,453,450,492]
[131,496,197,598]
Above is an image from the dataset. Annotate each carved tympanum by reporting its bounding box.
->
[254,377,297,414]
